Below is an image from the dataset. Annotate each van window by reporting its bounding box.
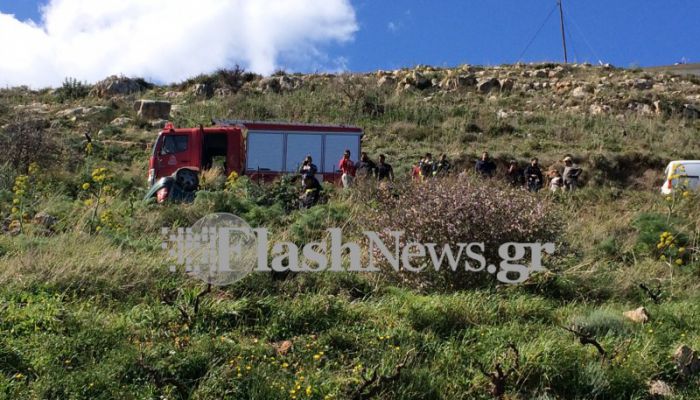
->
[160,135,189,155]
[324,134,360,173]
[247,132,284,171]
[286,134,322,173]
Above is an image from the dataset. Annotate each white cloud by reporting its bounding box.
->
[0,0,358,87]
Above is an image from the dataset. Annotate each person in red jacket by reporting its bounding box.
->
[338,149,356,188]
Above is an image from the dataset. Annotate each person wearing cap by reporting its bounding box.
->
[562,156,582,191]
[338,149,356,188]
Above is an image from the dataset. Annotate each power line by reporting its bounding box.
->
[563,7,603,64]
[516,3,559,63]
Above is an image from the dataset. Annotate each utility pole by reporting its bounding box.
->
[557,0,568,63]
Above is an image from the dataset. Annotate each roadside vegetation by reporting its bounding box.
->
[0,64,699,399]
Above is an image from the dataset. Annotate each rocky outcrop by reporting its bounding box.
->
[133,100,171,120]
[92,76,146,98]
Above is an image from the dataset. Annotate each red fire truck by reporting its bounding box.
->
[147,120,363,186]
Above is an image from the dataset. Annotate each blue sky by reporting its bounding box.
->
[1,0,698,86]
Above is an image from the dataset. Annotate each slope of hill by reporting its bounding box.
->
[0,64,699,399]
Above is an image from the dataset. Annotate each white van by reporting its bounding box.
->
[661,160,700,194]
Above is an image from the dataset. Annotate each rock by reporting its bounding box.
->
[673,345,700,378]
[110,117,133,127]
[149,119,169,129]
[500,78,514,92]
[214,88,233,97]
[590,104,611,115]
[477,78,501,94]
[623,307,650,323]
[410,71,432,90]
[279,75,301,91]
[682,104,700,119]
[438,74,476,90]
[32,212,57,231]
[258,77,282,93]
[163,91,183,98]
[648,380,673,398]
[13,102,50,114]
[572,86,593,98]
[192,83,214,99]
[56,107,86,118]
[134,100,171,120]
[533,69,548,78]
[377,75,396,88]
[92,75,145,98]
[273,340,293,356]
[633,78,654,90]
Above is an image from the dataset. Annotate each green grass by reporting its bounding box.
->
[1,64,700,398]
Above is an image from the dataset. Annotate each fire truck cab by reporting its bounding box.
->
[148,120,363,186]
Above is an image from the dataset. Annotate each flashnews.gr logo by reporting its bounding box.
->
[162,213,555,286]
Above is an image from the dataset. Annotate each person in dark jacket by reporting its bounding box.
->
[300,174,322,209]
[506,160,523,186]
[433,153,451,177]
[356,152,377,179]
[524,157,544,192]
[419,153,434,180]
[475,151,497,177]
[298,155,318,177]
[376,154,394,181]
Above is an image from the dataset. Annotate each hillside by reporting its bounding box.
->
[0,64,700,399]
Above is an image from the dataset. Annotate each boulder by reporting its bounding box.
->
[377,75,397,88]
[623,307,650,323]
[477,78,501,94]
[633,78,654,90]
[673,345,700,378]
[500,78,515,92]
[32,212,57,231]
[134,100,171,120]
[533,69,548,78]
[682,104,700,119]
[92,76,144,98]
[590,104,611,115]
[571,85,593,98]
[192,83,214,98]
[410,71,432,90]
[110,117,133,127]
[648,380,673,398]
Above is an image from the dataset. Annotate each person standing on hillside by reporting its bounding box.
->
[475,151,497,178]
[506,160,523,187]
[356,152,377,179]
[433,153,451,177]
[562,156,582,191]
[298,155,318,177]
[524,157,543,192]
[300,173,322,209]
[376,154,395,182]
[338,149,356,188]
[419,153,434,180]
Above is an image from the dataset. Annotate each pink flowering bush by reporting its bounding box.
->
[364,177,561,289]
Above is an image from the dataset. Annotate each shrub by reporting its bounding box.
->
[364,177,561,288]
[55,77,90,102]
[0,115,60,172]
